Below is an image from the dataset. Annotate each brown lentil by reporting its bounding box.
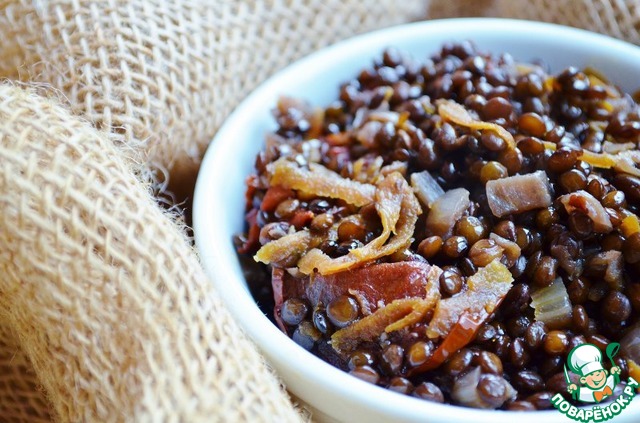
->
[439,267,464,296]
[413,382,445,403]
[326,295,359,328]
[350,365,380,384]
[442,235,469,259]
[348,350,375,370]
[388,377,414,394]
[602,291,632,323]
[281,298,309,326]
[455,216,487,245]
[509,338,530,368]
[468,238,504,267]
[558,169,587,193]
[512,370,545,393]
[526,391,554,409]
[475,350,504,375]
[543,331,569,355]
[445,348,474,376]
[525,321,547,350]
[572,305,589,333]
[381,344,404,375]
[532,255,558,287]
[480,161,509,184]
[417,235,443,259]
[478,374,512,408]
[292,321,321,350]
[241,43,640,410]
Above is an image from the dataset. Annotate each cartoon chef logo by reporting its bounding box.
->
[566,343,621,403]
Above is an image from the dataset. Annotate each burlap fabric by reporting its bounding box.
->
[495,0,640,44]
[0,0,427,197]
[0,1,427,421]
[2,0,640,422]
[0,84,308,422]
[430,0,640,45]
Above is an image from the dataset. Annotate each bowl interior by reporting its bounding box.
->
[194,18,640,423]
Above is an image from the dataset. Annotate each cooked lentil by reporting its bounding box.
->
[237,42,640,410]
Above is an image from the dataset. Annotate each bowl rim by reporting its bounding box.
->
[194,17,640,423]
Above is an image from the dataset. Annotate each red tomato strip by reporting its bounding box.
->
[409,311,487,376]
[261,185,293,212]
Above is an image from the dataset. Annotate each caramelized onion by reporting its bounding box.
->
[540,140,619,168]
[298,172,421,275]
[436,99,515,149]
[620,214,640,237]
[254,230,315,266]
[268,157,376,207]
[331,297,437,357]
[614,150,640,177]
[489,233,521,267]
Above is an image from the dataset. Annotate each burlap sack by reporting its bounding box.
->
[0,0,427,198]
[429,0,640,45]
[0,84,304,422]
[0,323,50,422]
[495,0,640,44]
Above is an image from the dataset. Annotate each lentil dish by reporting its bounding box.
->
[236,42,640,410]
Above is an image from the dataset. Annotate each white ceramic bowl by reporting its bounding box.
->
[194,18,640,423]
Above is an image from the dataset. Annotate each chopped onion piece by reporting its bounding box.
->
[425,188,470,239]
[411,171,445,209]
[559,190,613,233]
[486,171,553,218]
[530,278,572,329]
[586,251,624,291]
[628,359,640,384]
[368,110,400,124]
[581,149,617,168]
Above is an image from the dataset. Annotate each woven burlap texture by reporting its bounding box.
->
[429,0,640,44]
[0,0,427,191]
[0,84,305,422]
[495,0,640,44]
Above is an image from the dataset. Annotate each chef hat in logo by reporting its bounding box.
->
[569,344,604,377]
